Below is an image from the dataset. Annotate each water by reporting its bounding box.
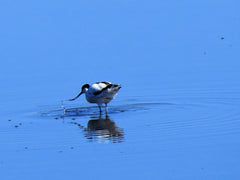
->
[1,0,240,179]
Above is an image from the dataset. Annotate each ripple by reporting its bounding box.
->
[38,87,240,143]
[151,87,240,140]
[39,102,173,118]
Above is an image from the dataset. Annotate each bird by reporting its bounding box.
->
[68,81,121,114]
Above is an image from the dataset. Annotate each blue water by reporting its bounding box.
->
[1,0,240,179]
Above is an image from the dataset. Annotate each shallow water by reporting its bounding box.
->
[1,0,240,179]
[2,87,240,179]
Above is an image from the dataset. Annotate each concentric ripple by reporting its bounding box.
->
[37,87,240,144]
[39,102,173,118]
[142,87,240,143]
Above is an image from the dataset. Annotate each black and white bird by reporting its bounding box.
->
[69,82,121,114]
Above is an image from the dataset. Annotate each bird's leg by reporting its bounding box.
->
[98,105,102,115]
[105,103,108,115]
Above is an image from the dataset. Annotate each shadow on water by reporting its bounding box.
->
[65,115,124,143]
[85,115,124,143]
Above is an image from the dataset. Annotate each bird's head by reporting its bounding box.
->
[81,84,90,93]
[68,84,90,101]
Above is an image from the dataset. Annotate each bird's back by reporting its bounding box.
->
[85,82,121,104]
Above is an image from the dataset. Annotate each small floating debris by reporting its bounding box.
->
[14,123,22,128]
[8,119,11,122]
[54,117,59,120]
[220,37,224,40]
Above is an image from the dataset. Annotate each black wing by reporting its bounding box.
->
[93,84,113,96]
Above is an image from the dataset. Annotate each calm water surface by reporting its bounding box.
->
[1,85,240,179]
[1,0,240,179]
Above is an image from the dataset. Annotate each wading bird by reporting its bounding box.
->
[69,82,121,114]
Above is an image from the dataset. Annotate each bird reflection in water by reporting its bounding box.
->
[84,115,124,143]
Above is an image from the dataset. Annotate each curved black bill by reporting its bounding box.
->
[68,91,83,101]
